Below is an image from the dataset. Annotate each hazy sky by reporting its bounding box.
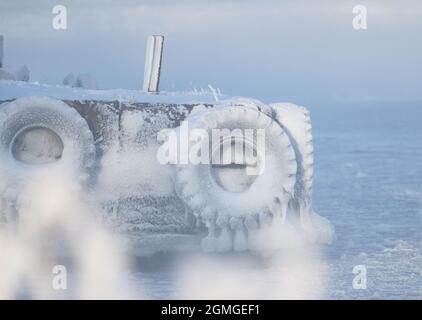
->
[1,0,421,104]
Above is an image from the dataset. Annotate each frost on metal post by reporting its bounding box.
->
[143,35,164,93]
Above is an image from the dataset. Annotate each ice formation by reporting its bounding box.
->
[15,65,30,82]
[173,99,334,252]
[0,81,334,258]
[62,73,97,89]
[0,65,30,82]
[0,96,96,189]
[0,80,222,104]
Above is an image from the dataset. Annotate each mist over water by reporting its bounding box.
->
[0,158,327,299]
[0,158,137,299]
[175,249,327,299]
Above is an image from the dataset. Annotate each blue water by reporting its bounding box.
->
[311,102,422,299]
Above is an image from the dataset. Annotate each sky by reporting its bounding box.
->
[0,0,421,105]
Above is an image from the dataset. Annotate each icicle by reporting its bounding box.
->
[259,212,273,250]
[201,222,217,252]
[259,211,272,228]
[230,217,247,252]
[215,215,232,252]
[244,215,260,251]
[269,197,288,225]
[299,201,312,227]
[201,209,217,252]
[280,203,288,223]
[299,201,317,243]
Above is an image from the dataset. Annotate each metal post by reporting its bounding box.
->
[143,35,164,93]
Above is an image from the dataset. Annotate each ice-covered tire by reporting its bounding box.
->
[173,101,297,251]
[0,96,96,189]
[270,102,334,244]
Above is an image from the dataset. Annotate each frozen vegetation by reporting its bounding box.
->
[0,65,30,82]
[63,73,97,90]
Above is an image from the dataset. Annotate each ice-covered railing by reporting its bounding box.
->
[0,33,223,103]
[0,80,223,104]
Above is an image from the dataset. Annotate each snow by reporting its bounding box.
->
[0,80,221,104]
[97,141,175,199]
[11,127,64,164]
[0,88,333,253]
[0,78,420,298]
[97,108,177,199]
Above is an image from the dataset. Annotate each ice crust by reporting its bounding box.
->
[0,80,221,104]
[0,81,334,255]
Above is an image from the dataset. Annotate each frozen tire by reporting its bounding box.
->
[271,102,334,244]
[270,103,314,207]
[173,100,297,251]
[0,96,96,189]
